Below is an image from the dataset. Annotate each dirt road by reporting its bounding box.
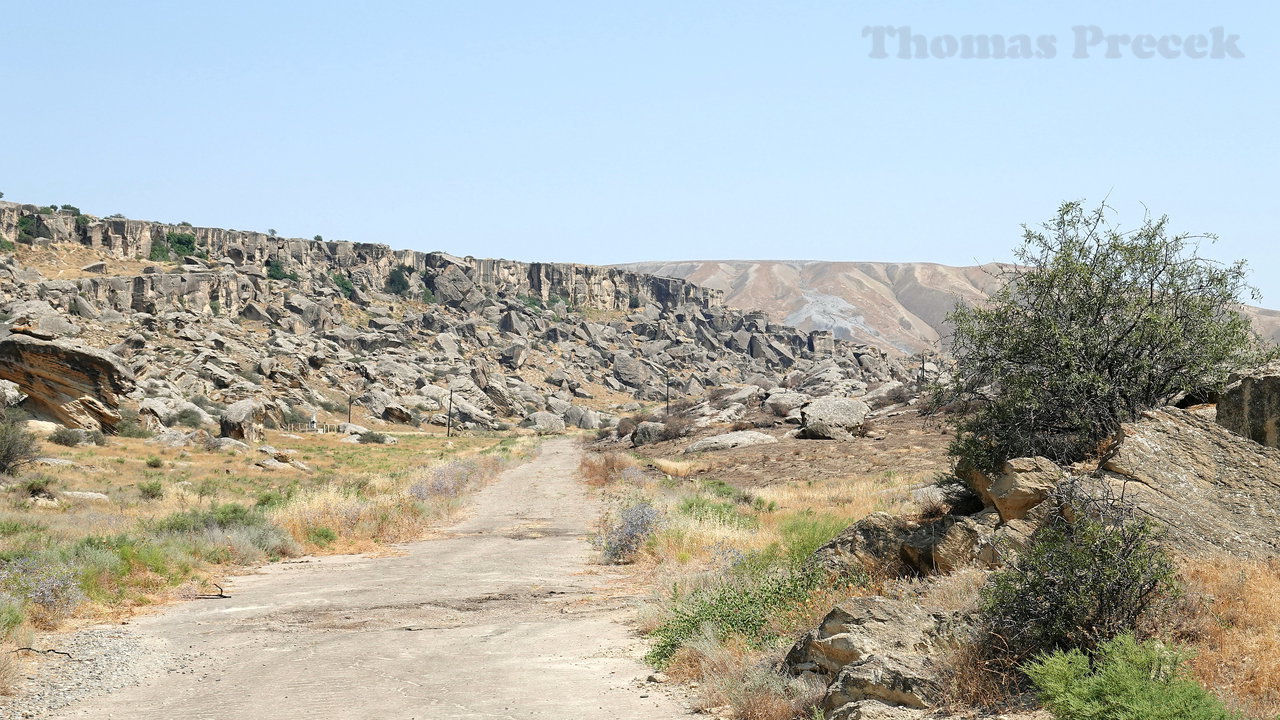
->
[51,438,687,720]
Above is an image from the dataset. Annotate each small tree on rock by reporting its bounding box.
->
[935,200,1267,472]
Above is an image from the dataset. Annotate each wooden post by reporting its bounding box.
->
[446,389,455,438]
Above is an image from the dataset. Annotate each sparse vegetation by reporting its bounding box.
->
[46,427,83,447]
[0,414,40,476]
[138,479,165,499]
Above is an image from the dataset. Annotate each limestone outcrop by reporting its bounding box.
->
[1217,360,1280,449]
[0,333,134,430]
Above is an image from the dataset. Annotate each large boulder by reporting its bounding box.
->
[810,512,918,577]
[785,597,939,676]
[522,411,565,434]
[220,399,266,444]
[1100,407,1280,558]
[631,421,666,446]
[823,655,941,713]
[1217,360,1280,448]
[684,430,777,453]
[987,456,1062,521]
[798,397,871,441]
[0,334,134,430]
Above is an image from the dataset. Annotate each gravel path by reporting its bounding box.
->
[14,438,688,720]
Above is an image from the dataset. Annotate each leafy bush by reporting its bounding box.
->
[597,500,659,564]
[165,231,198,257]
[280,405,310,426]
[979,483,1178,665]
[151,503,265,534]
[115,418,153,438]
[385,266,413,296]
[357,431,387,445]
[1025,635,1239,720]
[266,258,298,281]
[144,456,164,469]
[305,526,337,547]
[47,427,83,447]
[86,429,107,446]
[0,414,40,475]
[138,479,164,499]
[331,273,356,299]
[935,201,1266,472]
[172,407,205,428]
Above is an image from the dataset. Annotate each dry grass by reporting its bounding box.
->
[1180,557,1280,718]
[667,628,823,720]
[651,457,702,478]
[579,452,637,486]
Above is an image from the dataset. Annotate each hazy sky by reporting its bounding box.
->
[3,2,1276,303]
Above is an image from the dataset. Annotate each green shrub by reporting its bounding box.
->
[280,406,310,426]
[979,483,1178,665]
[267,258,297,281]
[19,475,52,497]
[422,288,437,304]
[86,429,107,446]
[385,266,412,295]
[1024,635,1239,720]
[47,427,83,447]
[935,200,1268,472]
[16,215,37,243]
[165,231,197,257]
[172,408,205,428]
[357,431,387,445]
[151,503,265,534]
[138,479,164,499]
[144,456,164,469]
[647,563,823,667]
[331,273,355,299]
[0,236,15,251]
[116,418,153,438]
[677,496,756,528]
[0,414,40,475]
[305,526,337,547]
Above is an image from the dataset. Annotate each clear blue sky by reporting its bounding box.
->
[3,2,1277,303]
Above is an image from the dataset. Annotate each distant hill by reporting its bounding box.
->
[619,260,1280,355]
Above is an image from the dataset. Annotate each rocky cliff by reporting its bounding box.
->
[0,202,918,433]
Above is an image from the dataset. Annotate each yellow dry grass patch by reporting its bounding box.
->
[1181,557,1280,718]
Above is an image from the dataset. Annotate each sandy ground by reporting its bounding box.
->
[48,438,689,720]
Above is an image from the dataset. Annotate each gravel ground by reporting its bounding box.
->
[1,626,183,719]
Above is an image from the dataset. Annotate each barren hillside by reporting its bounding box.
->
[621,260,1280,354]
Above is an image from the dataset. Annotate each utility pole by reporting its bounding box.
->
[664,366,671,416]
[446,388,455,438]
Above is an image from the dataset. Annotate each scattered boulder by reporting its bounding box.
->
[522,411,565,434]
[684,430,777,454]
[810,512,919,577]
[220,399,266,444]
[631,420,667,447]
[798,397,871,441]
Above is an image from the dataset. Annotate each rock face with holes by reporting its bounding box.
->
[0,333,134,430]
[1217,360,1280,449]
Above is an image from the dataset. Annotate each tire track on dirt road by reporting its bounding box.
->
[50,438,688,720]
